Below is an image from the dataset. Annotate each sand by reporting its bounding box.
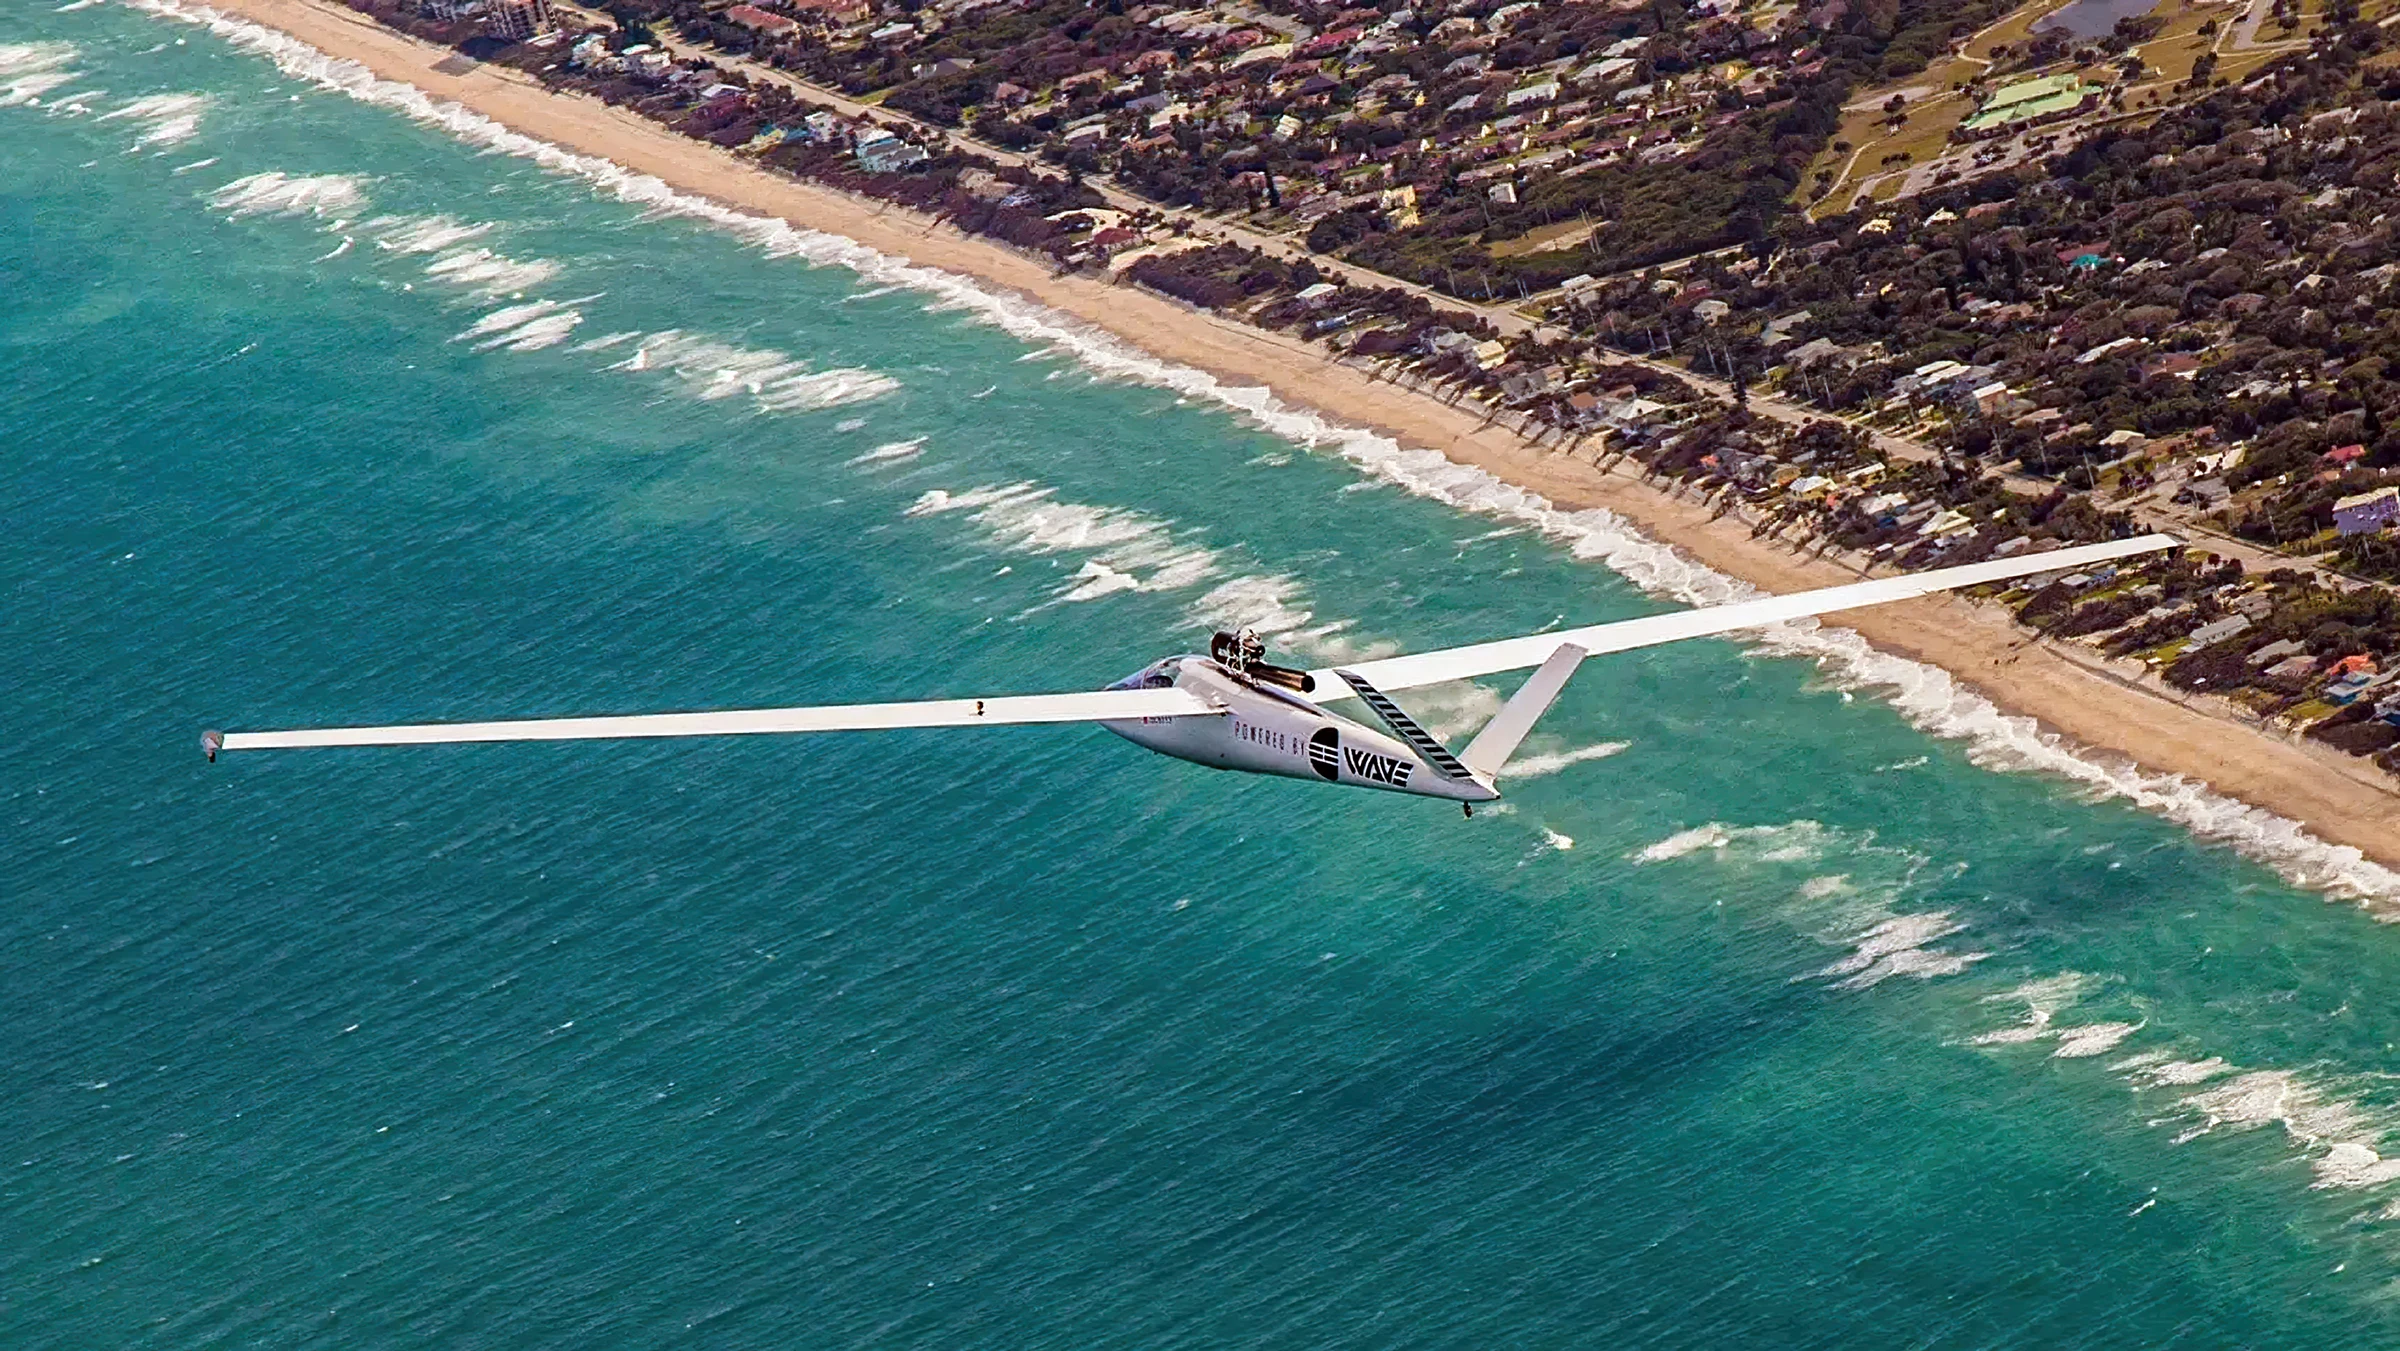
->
[183,0,2400,874]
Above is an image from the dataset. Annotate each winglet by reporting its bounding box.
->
[1460,643,1588,780]
[201,729,223,763]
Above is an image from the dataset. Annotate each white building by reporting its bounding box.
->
[2334,486,2400,536]
[488,0,554,40]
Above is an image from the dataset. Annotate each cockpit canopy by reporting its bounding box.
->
[1106,657,1185,692]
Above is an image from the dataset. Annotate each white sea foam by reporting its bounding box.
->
[491,311,582,351]
[0,41,79,107]
[1499,741,1630,780]
[1,68,78,107]
[1992,972,2096,1011]
[905,481,1219,602]
[2070,1050,2400,1189]
[1633,820,1981,988]
[361,215,556,294]
[1816,912,1987,989]
[461,299,558,339]
[1184,573,1389,666]
[0,42,77,77]
[171,155,218,174]
[1969,973,2132,1049]
[459,299,581,351]
[1394,681,1506,743]
[571,330,640,353]
[208,170,366,219]
[97,91,210,147]
[2051,1022,2140,1058]
[2181,1070,2368,1141]
[315,235,353,262]
[368,213,493,254]
[2314,1141,2400,1189]
[135,0,2400,908]
[1637,824,1726,861]
[1187,574,1312,644]
[1974,996,2400,1189]
[898,485,1393,664]
[848,438,926,466]
[1633,820,1836,865]
[2163,1069,2400,1187]
[2120,1055,2232,1087]
[1058,560,1141,603]
[422,246,559,295]
[605,330,896,414]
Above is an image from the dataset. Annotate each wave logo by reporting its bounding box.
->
[1307,727,1341,782]
[1343,745,1413,787]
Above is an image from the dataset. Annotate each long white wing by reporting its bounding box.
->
[210,534,2177,756]
[1308,534,2179,694]
[209,687,1217,755]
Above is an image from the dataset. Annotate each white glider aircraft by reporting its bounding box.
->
[205,535,2177,813]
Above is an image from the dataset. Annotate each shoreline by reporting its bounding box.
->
[165,0,2400,883]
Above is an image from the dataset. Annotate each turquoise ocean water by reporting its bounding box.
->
[12,5,2400,1345]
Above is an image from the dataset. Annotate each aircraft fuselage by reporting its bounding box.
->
[1099,656,1497,804]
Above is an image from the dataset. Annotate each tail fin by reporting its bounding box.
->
[1460,643,1588,780]
[1333,669,1475,781]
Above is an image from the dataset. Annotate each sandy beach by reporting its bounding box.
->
[182,0,2400,875]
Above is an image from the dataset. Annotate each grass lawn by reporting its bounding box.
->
[1791,0,2358,216]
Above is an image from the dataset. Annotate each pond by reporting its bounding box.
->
[2035,0,2166,38]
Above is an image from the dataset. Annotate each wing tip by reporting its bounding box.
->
[201,729,224,762]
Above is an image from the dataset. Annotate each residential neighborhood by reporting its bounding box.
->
[353,0,2400,776]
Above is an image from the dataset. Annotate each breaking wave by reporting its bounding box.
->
[905,482,1218,603]
[1633,819,1839,866]
[367,213,491,255]
[847,438,926,466]
[207,170,366,219]
[135,0,2400,908]
[604,330,895,413]
[458,299,581,352]
[1967,981,2400,1192]
[1815,911,1986,990]
[0,41,79,107]
[1184,573,1390,668]
[1504,741,1631,779]
[97,91,209,147]
[361,216,555,295]
[1632,820,1986,989]
[420,246,558,295]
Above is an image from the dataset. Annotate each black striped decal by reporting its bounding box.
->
[1306,727,1342,781]
[1333,670,1473,780]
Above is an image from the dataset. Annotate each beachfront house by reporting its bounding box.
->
[2186,615,2253,648]
[2333,486,2400,536]
[855,131,930,173]
[620,44,670,79]
[2327,664,2387,705]
[2246,637,2306,668]
[487,0,554,40]
[724,3,797,36]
